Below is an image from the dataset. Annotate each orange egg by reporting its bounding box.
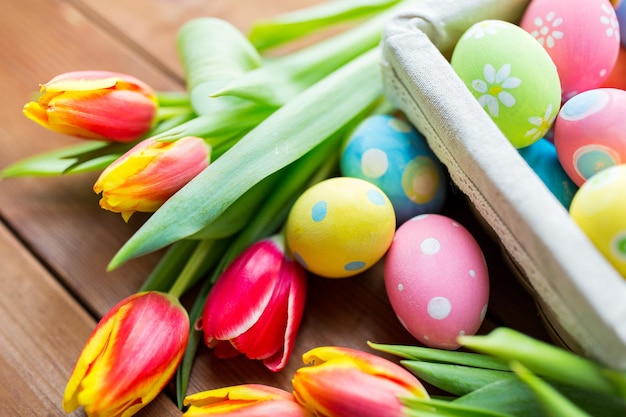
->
[602,47,626,90]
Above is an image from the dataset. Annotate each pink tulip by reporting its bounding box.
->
[63,291,189,417]
[200,235,307,372]
[292,346,429,417]
[183,384,313,416]
[93,136,210,221]
[23,70,158,142]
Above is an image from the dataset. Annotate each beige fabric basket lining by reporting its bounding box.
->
[381,0,626,369]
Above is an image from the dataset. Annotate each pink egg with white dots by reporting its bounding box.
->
[384,214,489,349]
[520,0,620,101]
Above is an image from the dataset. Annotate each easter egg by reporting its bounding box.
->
[384,214,489,349]
[569,164,626,278]
[340,114,447,224]
[518,138,578,208]
[451,20,561,149]
[520,0,620,101]
[553,88,626,186]
[285,177,396,278]
[615,0,626,47]
[602,46,626,90]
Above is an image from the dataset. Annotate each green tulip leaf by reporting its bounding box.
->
[248,0,402,51]
[108,47,383,270]
[1,141,126,178]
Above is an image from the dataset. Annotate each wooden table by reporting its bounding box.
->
[0,0,553,415]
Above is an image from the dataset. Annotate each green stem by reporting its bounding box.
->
[168,239,219,298]
[174,124,349,407]
[249,0,403,51]
[175,255,226,408]
[511,361,593,417]
[155,91,190,107]
[215,3,410,106]
[151,104,274,143]
[459,328,620,397]
[139,239,199,292]
[154,106,194,122]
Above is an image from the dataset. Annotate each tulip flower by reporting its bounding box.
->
[200,234,307,372]
[93,135,211,221]
[63,291,189,417]
[23,70,158,142]
[292,346,430,417]
[183,384,313,416]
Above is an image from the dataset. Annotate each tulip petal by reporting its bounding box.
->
[93,136,210,219]
[184,384,311,417]
[202,242,281,340]
[63,292,189,417]
[294,361,413,417]
[47,90,157,141]
[44,70,155,96]
[263,262,307,371]
[229,266,291,361]
[303,346,428,397]
[62,307,119,413]
[201,236,307,372]
[24,71,158,142]
[293,346,429,417]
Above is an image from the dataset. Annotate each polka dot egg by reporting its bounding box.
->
[520,0,620,101]
[569,164,626,278]
[554,88,626,186]
[286,177,396,278]
[340,114,447,224]
[384,214,489,349]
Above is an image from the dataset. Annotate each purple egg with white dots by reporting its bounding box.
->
[384,214,489,349]
[340,114,447,224]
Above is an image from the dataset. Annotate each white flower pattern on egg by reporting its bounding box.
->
[529,11,564,48]
[525,103,556,142]
[600,3,620,42]
[463,20,507,39]
[472,64,521,117]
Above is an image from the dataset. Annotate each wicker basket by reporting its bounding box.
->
[381,0,626,369]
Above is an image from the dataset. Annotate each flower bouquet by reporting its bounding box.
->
[4,0,626,416]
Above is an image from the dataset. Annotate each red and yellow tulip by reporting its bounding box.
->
[200,235,307,372]
[183,384,313,417]
[23,70,157,142]
[292,346,429,417]
[93,135,210,221]
[62,291,189,417]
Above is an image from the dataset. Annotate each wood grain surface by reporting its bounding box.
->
[0,0,554,415]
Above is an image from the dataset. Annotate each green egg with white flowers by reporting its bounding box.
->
[451,20,561,149]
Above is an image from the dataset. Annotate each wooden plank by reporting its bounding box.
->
[0,0,183,315]
[0,223,181,416]
[77,0,328,80]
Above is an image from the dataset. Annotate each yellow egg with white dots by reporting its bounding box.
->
[285,176,396,278]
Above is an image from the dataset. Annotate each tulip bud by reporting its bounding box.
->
[183,384,313,416]
[292,346,429,417]
[93,136,210,221]
[23,70,158,142]
[200,235,307,372]
[63,291,189,417]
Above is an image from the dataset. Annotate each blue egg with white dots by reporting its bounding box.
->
[285,177,396,278]
[518,138,579,209]
[340,114,447,224]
